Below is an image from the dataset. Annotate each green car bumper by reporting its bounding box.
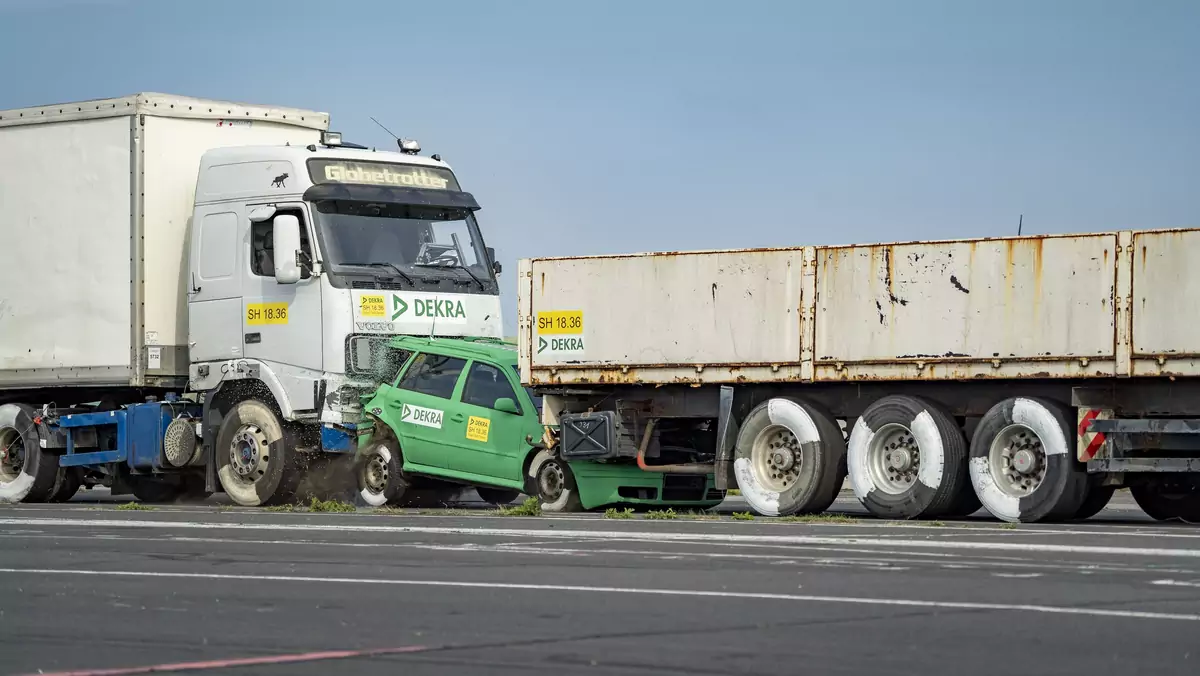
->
[569,460,725,510]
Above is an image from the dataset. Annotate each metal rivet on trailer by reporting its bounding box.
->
[992,359,1002,368]
[696,365,705,373]
[621,366,630,374]
[1080,357,1090,366]
[771,364,780,372]
[1158,355,1167,366]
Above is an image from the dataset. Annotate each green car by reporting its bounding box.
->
[355,336,725,512]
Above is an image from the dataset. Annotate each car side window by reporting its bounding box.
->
[461,361,521,413]
[397,353,466,400]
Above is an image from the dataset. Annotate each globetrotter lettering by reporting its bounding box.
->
[323,163,450,189]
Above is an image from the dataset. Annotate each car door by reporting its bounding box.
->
[381,352,467,471]
[442,359,530,483]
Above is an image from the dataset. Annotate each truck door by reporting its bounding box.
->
[441,359,528,482]
[241,205,323,375]
[385,352,467,470]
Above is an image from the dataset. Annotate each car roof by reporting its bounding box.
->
[386,335,518,363]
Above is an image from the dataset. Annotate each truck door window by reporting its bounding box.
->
[461,362,520,413]
[250,209,313,278]
[397,353,466,400]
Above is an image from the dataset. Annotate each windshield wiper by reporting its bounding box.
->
[339,262,414,287]
[413,261,486,291]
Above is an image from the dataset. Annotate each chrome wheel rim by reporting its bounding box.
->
[751,425,803,492]
[866,423,920,495]
[989,424,1047,498]
[538,461,565,502]
[362,453,389,496]
[228,424,270,485]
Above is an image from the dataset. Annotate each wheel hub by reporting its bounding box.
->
[1012,449,1038,475]
[362,455,389,494]
[865,424,920,495]
[990,425,1048,498]
[753,426,804,492]
[229,425,269,480]
[539,462,565,502]
[0,428,23,481]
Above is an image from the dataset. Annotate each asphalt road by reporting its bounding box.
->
[2,496,1198,675]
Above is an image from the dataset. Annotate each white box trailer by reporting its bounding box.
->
[0,93,327,389]
[518,229,1200,523]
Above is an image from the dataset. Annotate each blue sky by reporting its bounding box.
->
[2,0,1197,332]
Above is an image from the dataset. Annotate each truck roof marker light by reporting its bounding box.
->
[398,138,421,154]
[320,131,343,146]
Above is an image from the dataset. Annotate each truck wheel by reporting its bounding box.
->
[969,397,1087,523]
[847,395,970,520]
[215,399,299,507]
[733,397,846,517]
[476,487,521,506]
[0,403,61,503]
[529,450,582,512]
[1130,478,1200,522]
[48,468,83,503]
[356,439,408,507]
[129,476,185,503]
[1073,475,1115,520]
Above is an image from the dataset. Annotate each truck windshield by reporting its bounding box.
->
[312,200,494,291]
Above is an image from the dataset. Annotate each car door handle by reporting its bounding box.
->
[451,414,465,422]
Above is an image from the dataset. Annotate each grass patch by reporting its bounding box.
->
[925,520,947,527]
[264,504,297,513]
[680,510,721,520]
[778,513,859,524]
[645,508,679,520]
[727,489,741,496]
[308,498,356,513]
[731,511,755,521]
[115,502,153,511]
[604,507,635,519]
[497,497,542,517]
[998,522,1019,529]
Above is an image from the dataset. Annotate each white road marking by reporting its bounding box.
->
[991,573,1044,579]
[2,517,1198,559]
[0,567,1196,623]
[1151,579,1200,588]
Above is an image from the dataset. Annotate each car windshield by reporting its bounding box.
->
[313,200,493,288]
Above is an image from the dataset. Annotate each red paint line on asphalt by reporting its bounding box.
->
[23,645,432,676]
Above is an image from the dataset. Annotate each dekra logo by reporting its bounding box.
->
[392,295,466,321]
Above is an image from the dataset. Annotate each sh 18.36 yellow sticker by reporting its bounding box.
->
[246,303,289,325]
[466,416,490,442]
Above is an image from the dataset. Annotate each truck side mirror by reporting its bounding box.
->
[494,398,520,415]
[272,214,302,285]
[487,247,502,276]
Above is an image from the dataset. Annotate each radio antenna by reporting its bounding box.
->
[370,117,400,140]
[1017,214,1024,236]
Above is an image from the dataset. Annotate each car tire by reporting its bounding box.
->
[356,438,408,507]
[529,450,582,512]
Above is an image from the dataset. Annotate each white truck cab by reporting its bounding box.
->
[187,136,505,430]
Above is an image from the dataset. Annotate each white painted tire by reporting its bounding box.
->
[847,395,969,520]
[0,403,61,504]
[732,397,846,517]
[356,439,407,507]
[215,400,298,507]
[528,450,582,512]
[969,397,1087,523]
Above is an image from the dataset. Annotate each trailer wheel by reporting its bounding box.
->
[529,450,582,512]
[356,439,408,507]
[1130,477,1200,522]
[0,403,61,503]
[476,487,521,506]
[48,468,83,503]
[733,397,846,517]
[215,399,299,507]
[969,397,1087,523]
[1073,476,1115,521]
[847,395,970,520]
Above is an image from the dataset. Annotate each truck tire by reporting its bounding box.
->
[215,399,300,507]
[48,468,83,503]
[0,403,62,504]
[356,438,408,507]
[529,450,582,512]
[1130,477,1200,522]
[129,476,185,503]
[1073,475,1115,520]
[969,397,1087,523]
[848,395,970,520]
[476,487,521,506]
[733,397,846,517]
